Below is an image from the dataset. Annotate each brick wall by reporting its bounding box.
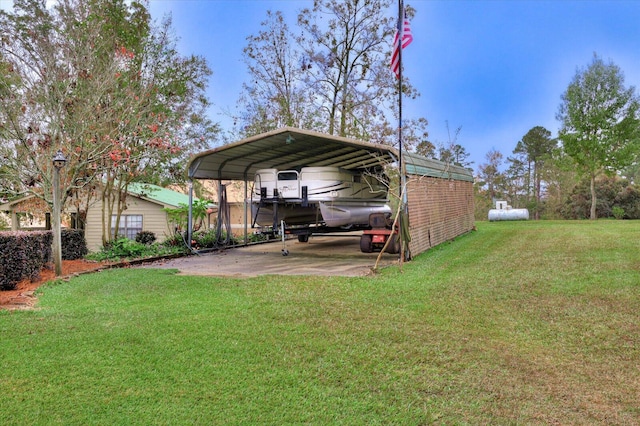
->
[406,175,475,257]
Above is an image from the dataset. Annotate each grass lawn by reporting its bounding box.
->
[1,220,639,424]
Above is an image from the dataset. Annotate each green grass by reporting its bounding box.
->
[1,220,639,424]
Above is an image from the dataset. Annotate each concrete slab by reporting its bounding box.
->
[140,233,400,277]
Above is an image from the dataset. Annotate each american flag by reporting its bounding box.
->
[390,10,413,79]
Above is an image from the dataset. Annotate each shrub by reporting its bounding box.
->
[615,185,640,219]
[561,175,640,219]
[61,229,88,260]
[164,199,213,233]
[192,228,219,249]
[135,230,156,245]
[612,206,625,220]
[86,237,188,262]
[246,232,269,244]
[161,233,187,248]
[0,231,52,291]
[103,238,147,258]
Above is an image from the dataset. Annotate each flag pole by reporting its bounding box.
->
[397,0,405,262]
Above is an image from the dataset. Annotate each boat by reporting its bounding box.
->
[250,166,392,229]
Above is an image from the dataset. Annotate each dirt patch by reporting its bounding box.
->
[0,259,110,311]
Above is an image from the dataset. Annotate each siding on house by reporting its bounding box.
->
[84,196,176,251]
[0,183,201,252]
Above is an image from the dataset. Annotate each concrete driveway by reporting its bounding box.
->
[140,233,400,277]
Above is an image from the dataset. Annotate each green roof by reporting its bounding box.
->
[403,152,475,182]
[127,183,203,208]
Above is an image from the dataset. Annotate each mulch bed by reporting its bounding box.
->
[0,259,111,310]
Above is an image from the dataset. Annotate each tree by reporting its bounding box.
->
[621,161,640,185]
[503,152,528,208]
[430,122,473,169]
[0,0,217,246]
[237,10,315,135]
[237,0,424,150]
[296,0,412,140]
[557,54,640,219]
[512,126,557,219]
[403,117,432,156]
[539,147,578,219]
[477,148,504,203]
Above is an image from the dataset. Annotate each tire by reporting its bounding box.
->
[298,234,310,243]
[385,234,400,254]
[360,234,373,253]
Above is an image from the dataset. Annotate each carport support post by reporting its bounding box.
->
[187,179,193,251]
[243,179,249,245]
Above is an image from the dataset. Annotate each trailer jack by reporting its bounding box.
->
[280,220,289,256]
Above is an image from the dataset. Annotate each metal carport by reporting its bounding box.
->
[186,126,474,258]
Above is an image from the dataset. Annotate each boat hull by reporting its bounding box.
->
[250,167,391,228]
[319,201,392,227]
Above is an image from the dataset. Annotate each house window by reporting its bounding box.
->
[111,214,143,239]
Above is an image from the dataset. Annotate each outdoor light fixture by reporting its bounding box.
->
[53,149,67,169]
[52,149,67,276]
[285,134,295,144]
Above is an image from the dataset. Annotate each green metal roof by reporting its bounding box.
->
[127,183,196,208]
[403,152,474,182]
[188,127,474,183]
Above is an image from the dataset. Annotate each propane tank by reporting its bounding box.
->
[488,208,529,221]
[488,200,529,221]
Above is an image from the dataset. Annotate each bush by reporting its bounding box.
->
[561,175,640,219]
[615,185,640,219]
[86,237,188,262]
[159,229,269,252]
[161,233,186,248]
[191,229,269,248]
[0,231,52,291]
[612,206,625,220]
[135,231,156,245]
[103,238,147,258]
[61,229,88,260]
[192,229,219,249]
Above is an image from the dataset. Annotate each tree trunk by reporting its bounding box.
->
[534,168,541,220]
[590,174,597,220]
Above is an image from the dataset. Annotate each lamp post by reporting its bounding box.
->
[52,149,67,276]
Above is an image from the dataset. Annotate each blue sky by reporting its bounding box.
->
[3,0,639,170]
[146,0,640,170]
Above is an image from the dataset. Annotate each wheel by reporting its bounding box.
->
[360,234,373,253]
[385,234,400,254]
[297,234,309,243]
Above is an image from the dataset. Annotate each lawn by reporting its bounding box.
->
[1,221,639,424]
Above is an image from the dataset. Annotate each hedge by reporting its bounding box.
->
[0,229,88,291]
[0,231,52,291]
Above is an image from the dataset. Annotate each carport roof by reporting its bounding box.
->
[187,126,474,183]
[187,127,398,181]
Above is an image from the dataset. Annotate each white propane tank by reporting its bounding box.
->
[488,208,529,221]
[488,200,529,221]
